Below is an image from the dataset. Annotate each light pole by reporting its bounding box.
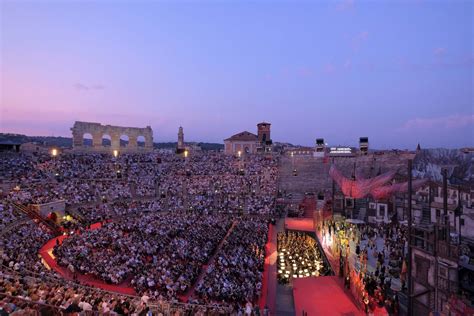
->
[113,150,120,178]
[51,148,59,181]
[237,151,243,175]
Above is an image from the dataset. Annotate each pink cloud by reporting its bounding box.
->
[399,114,474,131]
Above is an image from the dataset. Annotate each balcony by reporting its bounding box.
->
[438,241,459,262]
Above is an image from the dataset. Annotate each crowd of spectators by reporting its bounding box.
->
[54,213,232,298]
[4,151,278,215]
[0,150,278,314]
[0,202,25,232]
[196,218,268,304]
[1,221,53,274]
[0,268,230,315]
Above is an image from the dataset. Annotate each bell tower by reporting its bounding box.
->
[257,122,271,143]
[177,126,184,150]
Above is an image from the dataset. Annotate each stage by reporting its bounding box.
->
[293,276,363,316]
[284,218,314,232]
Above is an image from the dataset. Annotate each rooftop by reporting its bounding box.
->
[224,131,258,142]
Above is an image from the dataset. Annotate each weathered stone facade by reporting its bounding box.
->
[224,131,258,155]
[71,121,153,152]
[177,126,184,150]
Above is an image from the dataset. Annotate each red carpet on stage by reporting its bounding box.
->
[38,223,136,296]
[285,218,314,232]
[293,276,363,316]
[259,224,276,312]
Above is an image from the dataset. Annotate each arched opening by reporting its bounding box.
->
[102,134,111,147]
[262,133,267,142]
[83,133,93,147]
[137,135,146,147]
[120,135,129,147]
[245,146,250,154]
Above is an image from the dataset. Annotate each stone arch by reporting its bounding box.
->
[137,135,146,147]
[71,121,154,152]
[102,134,111,147]
[83,133,93,147]
[120,135,129,147]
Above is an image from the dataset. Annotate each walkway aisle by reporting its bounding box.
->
[180,220,238,302]
[274,219,295,316]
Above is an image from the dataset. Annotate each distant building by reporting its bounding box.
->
[461,147,474,154]
[20,142,53,154]
[224,122,272,155]
[288,147,314,156]
[0,140,21,152]
[257,122,272,153]
[314,138,326,157]
[407,179,474,315]
[176,126,185,154]
[177,127,184,149]
[224,131,258,155]
[359,137,369,154]
[327,147,356,157]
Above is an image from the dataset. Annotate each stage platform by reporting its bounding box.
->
[293,276,363,316]
[284,218,314,232]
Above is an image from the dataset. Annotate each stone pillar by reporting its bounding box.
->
[111,133,120,149]
[128,134,138,148]
[92,133,102,148]
[144,126,153,150]
[145,135,153,149]
[71,130,83,148]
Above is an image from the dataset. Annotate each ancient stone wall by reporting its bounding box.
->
[71,121,153,152]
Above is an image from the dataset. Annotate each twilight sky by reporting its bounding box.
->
[1,0,473,148]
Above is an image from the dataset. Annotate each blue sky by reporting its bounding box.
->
[1,0,473,148]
